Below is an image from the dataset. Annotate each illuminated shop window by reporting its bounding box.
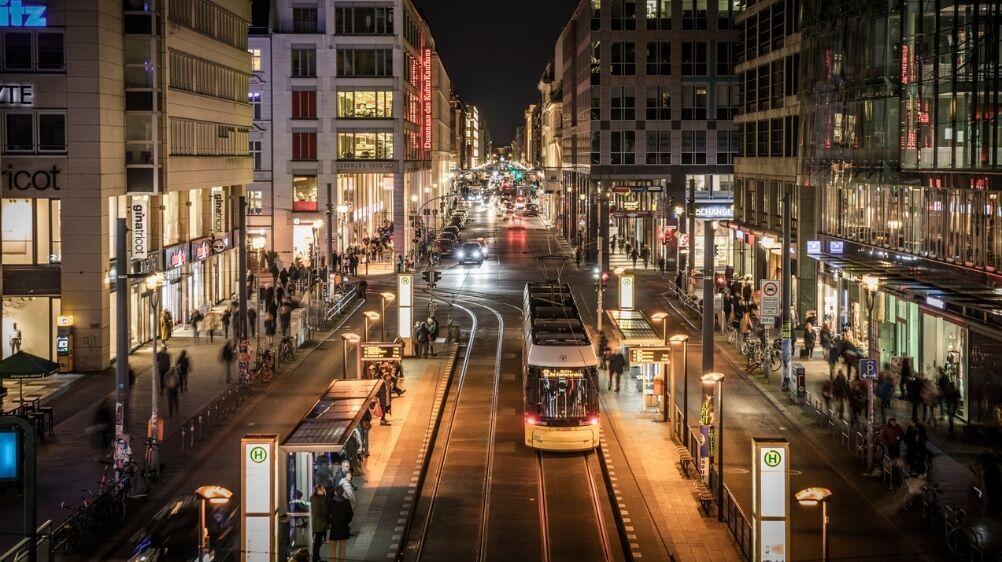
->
[293,176,318,212]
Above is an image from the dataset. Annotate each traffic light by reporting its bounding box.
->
[422,270,442,287]
[422,270,431,283]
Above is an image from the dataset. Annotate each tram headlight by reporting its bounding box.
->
[588,415,600,426]
[526,415,538,425]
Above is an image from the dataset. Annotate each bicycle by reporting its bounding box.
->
[724,323,738,344]
[252,347,275,383]
[944,506,971,555]
[278,335,295,364]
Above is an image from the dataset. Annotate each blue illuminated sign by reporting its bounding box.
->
[0,1,48,28]
[829,240,845,255]
[0,430,18,481]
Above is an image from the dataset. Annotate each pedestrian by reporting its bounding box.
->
[426,316,440,356]
[907,374,924,421]
[575,246,582,267]
[630,247,639,268]
[165,367,180,419]
[598,331,610,369]
[357,278,368,300]
[248,307,257,338]
[943,377,961,435]
[876,367,894,424]
[921,377,940,427]
[221,308,231,339]
[280,304,292,337]
[190,309,204,343]
[832,367,849,420]
[264,312,276,344]
[607,350,626,392]
[414,321,430,358]
[309,484,328,562]
[904,417,929,474]
[327,487,353,562]
[338,471,356,509]
[156,348,171,395]
[279,267,290,288]
[176,349,190,392]
[657,256,665,272]
[207,313,216,343]
[803,320,816,359]
[899,358,913,399]
[89,397,114,455]
[359,406,372,457]
[641,245,650,269]
[220,341,235,383]
[159,309,173,343]
[880,418,904,458]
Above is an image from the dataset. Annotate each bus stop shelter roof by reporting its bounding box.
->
[605,309,664,346]
[280,378,383,453]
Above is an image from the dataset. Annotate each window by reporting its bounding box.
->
[591,90,601,120]
[37,113,65,152]
[716,83,739,120]
[682,42,707,75]
[770,118,782,156]
[610,87,635,121]
[591,41,601,85]
[292,90,317,119]
[169,0,249,50]
[335,6,394,34]
[645,42,670,75]
[591,131,601,165]
[292,176,318,212]
[610,131,635,165]
[4,32,31,70]
[4,113,33,152]
[249,92,262,120]
[247,190,264,215]
[249,48,262,71]
[37,32,64,70]
[292,7,319,33]
[291,48,316,77]
[646,86,671,120]
[681,0,707,30]
[716,41,735,76]
[337,131,394,159]
[718,0,733,29]
[716,129,739,164]
[2,199,33,265]
[169,118,249,157]
[292,130,317,161]
[611,0,637,30]
[336,48,393,77]
[336,91,394,118]
[611,42,635,76]
[169,50,250,103]
[682,85,707,120]
[646,130,672,164]
[591,0,601,30]
[646,0,671,30]
[249,140,262,170]
[682,130,706,164]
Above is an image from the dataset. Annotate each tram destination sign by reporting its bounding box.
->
[628,346,672,364]
[359,342,403,362]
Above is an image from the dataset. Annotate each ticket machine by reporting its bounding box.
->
[56,315,73,372]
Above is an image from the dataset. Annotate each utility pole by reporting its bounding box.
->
[115,218,130,458]
[238,196,248,341]
[781,183,793,391]
[687,178,696,291]
[596,234,603,332]
[702,221,714,373]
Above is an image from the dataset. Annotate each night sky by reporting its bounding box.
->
[414,0,581,147]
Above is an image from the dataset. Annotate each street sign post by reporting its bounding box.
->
[398,274,413,355]
[760,280,781,318]
[859,358,878,380]
[619,274,635,310]
[241,434,278,562]
[860,358,878,470]
[752,437,790,562]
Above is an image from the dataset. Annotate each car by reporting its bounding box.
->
[129,494,238,562]
[456,242,485,265]
[439,231,459,243]
[507,214,524,229]
[523,207,539,217]
[443,226,462,239]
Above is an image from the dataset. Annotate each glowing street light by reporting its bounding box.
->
[796,487,833,562]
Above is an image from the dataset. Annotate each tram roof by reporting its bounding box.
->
[525,282,590,346]
[281,378,383,453]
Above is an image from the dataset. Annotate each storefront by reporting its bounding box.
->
[1,296,61,361]
[206,232,237,304]
[163,242,190,327]
[190,237,212,314]
[337,171,395,249]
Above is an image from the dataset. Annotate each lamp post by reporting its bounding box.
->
[363,311,381,342]
[380,292,396,342]
[145,271,166,474]
[796,487,832,562]
[250,237,266,351]
[861,274,880,470]
[652,312,670,424]
[195,485,233,561]
[702,371,725,521]
[670,334,690,445]
[341,333,360,379]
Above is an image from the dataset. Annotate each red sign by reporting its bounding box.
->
[422,46,433,154]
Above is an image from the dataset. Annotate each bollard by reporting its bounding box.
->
[189,420,196,449]
[197,415,204,441]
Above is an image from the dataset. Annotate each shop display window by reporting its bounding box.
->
[922,313,967,416]
[293,176,318,212]
[336,91,393,119]
[337,132,393,160]
[2,296,53,360]
[2,198,32,264]
[162,191,180,246]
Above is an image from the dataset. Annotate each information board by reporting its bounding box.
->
[628,346,672,364]
[0,429,18,481]
[360,342,403,362]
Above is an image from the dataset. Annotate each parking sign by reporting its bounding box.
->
[859,358,878,380]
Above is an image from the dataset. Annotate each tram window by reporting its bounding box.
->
[530,366,598,420]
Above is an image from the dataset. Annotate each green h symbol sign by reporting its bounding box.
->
[764,450,782,468]
[249,446,268,463]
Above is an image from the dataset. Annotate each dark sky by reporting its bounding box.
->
[415,0,581,146]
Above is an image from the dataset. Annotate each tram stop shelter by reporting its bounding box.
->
[605,309,665,404]
[279,377,383,547]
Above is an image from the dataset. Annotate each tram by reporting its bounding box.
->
[522,282,601,451]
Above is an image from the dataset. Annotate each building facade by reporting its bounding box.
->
[0,0,251,371]
[548,0,740,271]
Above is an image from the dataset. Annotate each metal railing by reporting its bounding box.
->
[176,384,247,457]
[708,464,753,561]
[666,279,703,315]
[0,521,51,562]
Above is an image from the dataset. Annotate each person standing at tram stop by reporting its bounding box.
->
[607,350,626,393]
[327,486,354,562]
[309,484,328,562]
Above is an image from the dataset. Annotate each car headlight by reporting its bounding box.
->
[457,251,464,258]
[473,250,481,258]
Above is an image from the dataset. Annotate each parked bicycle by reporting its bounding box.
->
[278,335,295,364]
[252,346,275,383]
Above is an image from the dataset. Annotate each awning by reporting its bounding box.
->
[281,378,383,453]
[605,309,663,346]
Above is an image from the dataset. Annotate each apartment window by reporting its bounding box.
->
[293,176,318,212]
[716,83,739,120]
[292,7,319,33]
[336,48,393,77]
[646,0,671,30]
[4,113,31,152]
[249,92,262,120]
[716,41,735,76]
[611,42,635,76]
[611,0,637,31]
[169,0,249,50]
[249,140,262,170]
[716,129,739,164]
[291,48,317,77]
[770,118,782,157]
[591,131,601,165]
[169,50,250,103]
[646,130,672,164]
[591,0,601,30]
[784,115,799,157]
[403,9,421,45]
[682,85,707,120]
[4,32,31,70]
[591,41,602,85]
[169,118,249,157]
[591,91,601,121]
[682,42,707,76]
[249,48,262,71]
[770,59,784,108]
[611,131,635,165]
[337,131,394,159]
[646,86,671,120]
[335,6,394,35]
[37,32,64,71]
[292,90,317,119]
[247,190,264,215]
[611,87,635,121]
[336,91,394,118]
[681,0,707,30]
[681,130,706,164]
[37,113,65,152]
[292,130,317,161]
[645,42,670,75]
[757,119,768,155]
[757,65,769,110]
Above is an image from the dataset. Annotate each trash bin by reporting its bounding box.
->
[793,362,806,402]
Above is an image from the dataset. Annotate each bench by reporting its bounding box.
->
[678,448,697,479]
[696,485,716,515]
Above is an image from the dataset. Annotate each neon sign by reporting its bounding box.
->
[422,46,432,154]
[0,0,47,27]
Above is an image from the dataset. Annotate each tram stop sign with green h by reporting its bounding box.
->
[249,446,268,464]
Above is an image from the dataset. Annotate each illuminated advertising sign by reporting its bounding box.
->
[619,274,635,310]
[422,47,432,153]
[0,84,33,106]
[0,430,18,481]
[191,237,211,261]
[163,243,189,269]
[131,196,149,260]
[752,438,789,562]
[0,1,48,27]
[241,435,277,562]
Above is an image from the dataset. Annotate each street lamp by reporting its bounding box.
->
[652,312,670,424]
[341,333,360,379]
[670,334,690,445]
[380,292,396,342]
[195,485,233,561]
[145,271,166,475]
[861,274,880,470]
[796,486,832,562]
[701,371,725,521]
[363,311,381,342]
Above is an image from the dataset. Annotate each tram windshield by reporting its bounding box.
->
[528,366,598,420]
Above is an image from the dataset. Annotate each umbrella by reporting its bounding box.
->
[0,351,59,404]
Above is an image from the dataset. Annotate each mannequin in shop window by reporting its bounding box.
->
[9,323,21,354]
